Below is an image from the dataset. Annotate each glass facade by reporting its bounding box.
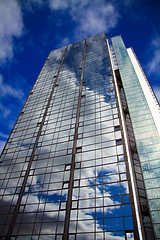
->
[112,35,160,240]
[0,33,159,239]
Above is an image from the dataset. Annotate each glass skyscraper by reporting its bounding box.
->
[0,33,159,240]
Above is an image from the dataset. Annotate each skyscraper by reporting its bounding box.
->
[0,33,159,240]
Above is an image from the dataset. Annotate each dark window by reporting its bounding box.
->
[116,139,122,145]
[114,125,120,131]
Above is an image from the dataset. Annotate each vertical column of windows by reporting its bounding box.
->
[68,34,136,240]
[11,41,85,239]
[0,47,66,239]
[63,40,86,240]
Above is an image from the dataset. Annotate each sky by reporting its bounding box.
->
[0,0,160,153]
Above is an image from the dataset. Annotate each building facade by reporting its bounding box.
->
[0,33,159,240]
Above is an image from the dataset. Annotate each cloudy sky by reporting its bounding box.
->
[0,0,160,152]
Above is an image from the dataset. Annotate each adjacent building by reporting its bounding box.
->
[0,33,159,240]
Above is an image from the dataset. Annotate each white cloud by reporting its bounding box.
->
[0,140,6,153]
[22,0,44,11]
[147,35,160,76]
[0,75,24,99]
[49,0,120,39]
[58,37,71,47]
[0,132,9,139]
[0,103,11,118]
[0,74,24,120]
[49,0,69,10]
[73,3,119,38]
[0,0,23,62]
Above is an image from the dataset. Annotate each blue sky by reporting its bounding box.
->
[0,0,160,152]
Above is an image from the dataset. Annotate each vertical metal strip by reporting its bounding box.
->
[6,46,68,240]
[63,40,86,240]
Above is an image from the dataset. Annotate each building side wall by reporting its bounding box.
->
[127,48,160,136]
[112,35,160,239]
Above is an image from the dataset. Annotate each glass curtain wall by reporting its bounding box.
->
[112,35,160,240]
[0,33,138,240]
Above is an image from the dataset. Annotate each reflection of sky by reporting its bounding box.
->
[0,34,134,239]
